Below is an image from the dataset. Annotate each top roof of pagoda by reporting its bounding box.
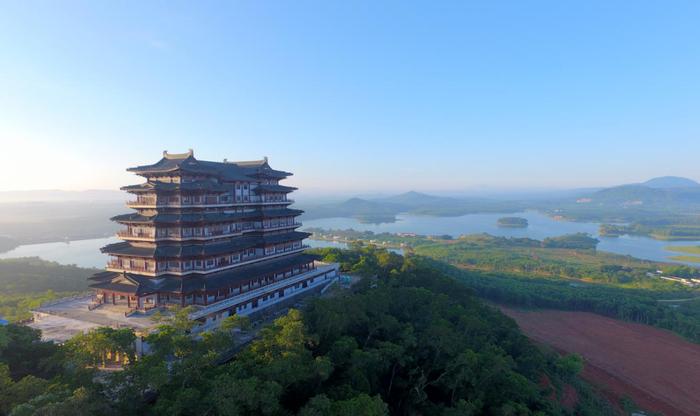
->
[127,150,292,179]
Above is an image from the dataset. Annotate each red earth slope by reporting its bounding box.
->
[500,307,700,416]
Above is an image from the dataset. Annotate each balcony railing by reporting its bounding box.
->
[117,230,155,239]
[189,263,338,320]
[122,223,299,242]
[126,197,293,208]
[107,261,156,273]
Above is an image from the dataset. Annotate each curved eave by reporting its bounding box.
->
[255,184,298,193]
[111,209,304,225]
[101,231,309,259]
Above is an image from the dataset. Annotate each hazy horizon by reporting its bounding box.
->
[0,176,690,204]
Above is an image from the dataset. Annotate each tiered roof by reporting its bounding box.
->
[127,150,292,179]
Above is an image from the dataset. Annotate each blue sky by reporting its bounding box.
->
[1,1,699,193]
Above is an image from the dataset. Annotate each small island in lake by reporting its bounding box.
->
[497,217,529,228]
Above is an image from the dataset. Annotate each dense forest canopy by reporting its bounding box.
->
[0,247,617,415]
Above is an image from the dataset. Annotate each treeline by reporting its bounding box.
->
[541,233,599,250]
[418,256,700,343]
[600,222,700,240]
[0,246,616,415]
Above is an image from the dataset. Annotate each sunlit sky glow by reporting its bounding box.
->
[1,1,699,194]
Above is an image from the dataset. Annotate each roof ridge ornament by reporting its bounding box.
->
[163,149,194,160]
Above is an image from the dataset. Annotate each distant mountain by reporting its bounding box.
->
[579,178,700,208]
[301,191,524,222]
[643,176,700,189]
[589,185,668,204]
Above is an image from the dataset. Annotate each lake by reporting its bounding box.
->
[303,211,700,265]
[1,211,699,268]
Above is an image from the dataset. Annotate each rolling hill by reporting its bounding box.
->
[582,177,700,208]
[643,176,700,189]
[300,191,524,222]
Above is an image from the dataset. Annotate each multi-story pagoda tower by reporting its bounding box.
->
[89,150,337,326]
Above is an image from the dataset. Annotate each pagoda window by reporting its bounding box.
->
[183,260,192,271]
[194,228,202,236]
[206,259,215,269]
[265,246,274,255]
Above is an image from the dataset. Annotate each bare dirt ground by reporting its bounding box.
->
[500,307,700,416]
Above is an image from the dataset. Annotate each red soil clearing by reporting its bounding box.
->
[500,307,700,416]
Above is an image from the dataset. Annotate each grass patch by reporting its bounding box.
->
[669,255,700,264]
[666,245,700,255]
